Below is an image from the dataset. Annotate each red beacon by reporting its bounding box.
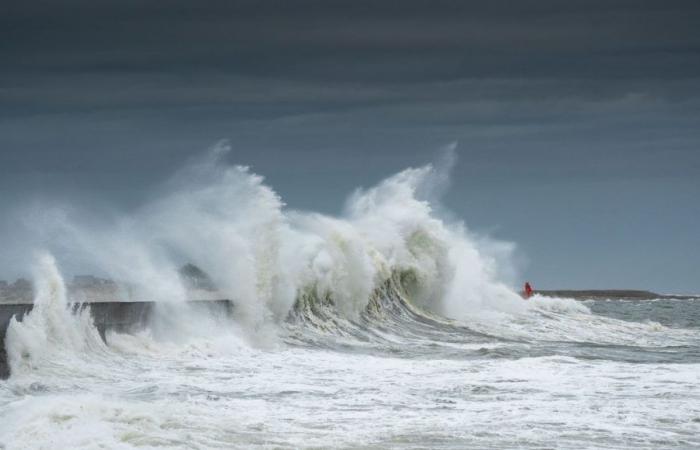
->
[523,282,533,299]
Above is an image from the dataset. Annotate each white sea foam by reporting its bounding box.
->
[4,253,107,378]
[2,145,700,449]
[2,344,699,449]
[16,143,524,335]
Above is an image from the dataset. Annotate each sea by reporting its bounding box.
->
[1,146,698,449]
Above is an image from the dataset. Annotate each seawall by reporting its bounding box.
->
[0,299,233,379]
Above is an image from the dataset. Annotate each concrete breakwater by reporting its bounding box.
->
[0,299,233,379]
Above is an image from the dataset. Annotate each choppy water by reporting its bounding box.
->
[1,146,698,448]
[1,288,699,449]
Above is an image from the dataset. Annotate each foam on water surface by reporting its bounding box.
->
[1,147,699,449]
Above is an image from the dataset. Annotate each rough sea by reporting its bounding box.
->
[1,262,698,449]
[1,146,698,449]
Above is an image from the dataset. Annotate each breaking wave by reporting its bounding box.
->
[16,143,523,327]
[4,143,699,450]
[6,141,695,379]
[5,253,108,379]
[7,144,686,380]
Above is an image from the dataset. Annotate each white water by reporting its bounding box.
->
[1,145,699,448]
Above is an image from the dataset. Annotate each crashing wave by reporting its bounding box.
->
[5,143,530,356]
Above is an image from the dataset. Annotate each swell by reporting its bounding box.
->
[284,267,700,363]
[285,268,505,353]
[5,144,697,375]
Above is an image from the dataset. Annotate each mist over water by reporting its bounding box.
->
[15,142,523,327]
[1,144,699,449]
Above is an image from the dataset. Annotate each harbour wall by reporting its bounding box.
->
[0,299,233,379]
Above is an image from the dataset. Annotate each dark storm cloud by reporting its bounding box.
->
[2,0,700,116]
[3,1,700,79]
[0,0,697,134]
[0,1,699,291]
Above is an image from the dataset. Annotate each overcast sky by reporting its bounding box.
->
[1,0,699,292]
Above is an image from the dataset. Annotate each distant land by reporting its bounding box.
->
[536,290,699,300]
[1,267,698,304]
[0,263,220,304]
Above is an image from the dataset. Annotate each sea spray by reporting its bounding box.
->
[13,143,530,340]
[1,150,699,449]
[3,253,246,379]
[5,253,105,376]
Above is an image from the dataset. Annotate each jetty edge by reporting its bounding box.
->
[0,299,233,379]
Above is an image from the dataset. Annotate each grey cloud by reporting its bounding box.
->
[1,0,699,291]
[3,1,699,80]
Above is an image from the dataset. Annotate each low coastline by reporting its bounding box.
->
[2,278,698,305]
[536,290,699,300]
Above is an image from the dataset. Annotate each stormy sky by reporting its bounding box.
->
[1,0,699,292]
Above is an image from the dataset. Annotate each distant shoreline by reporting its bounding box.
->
[2,287,699,305]
[535,290,700,300]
